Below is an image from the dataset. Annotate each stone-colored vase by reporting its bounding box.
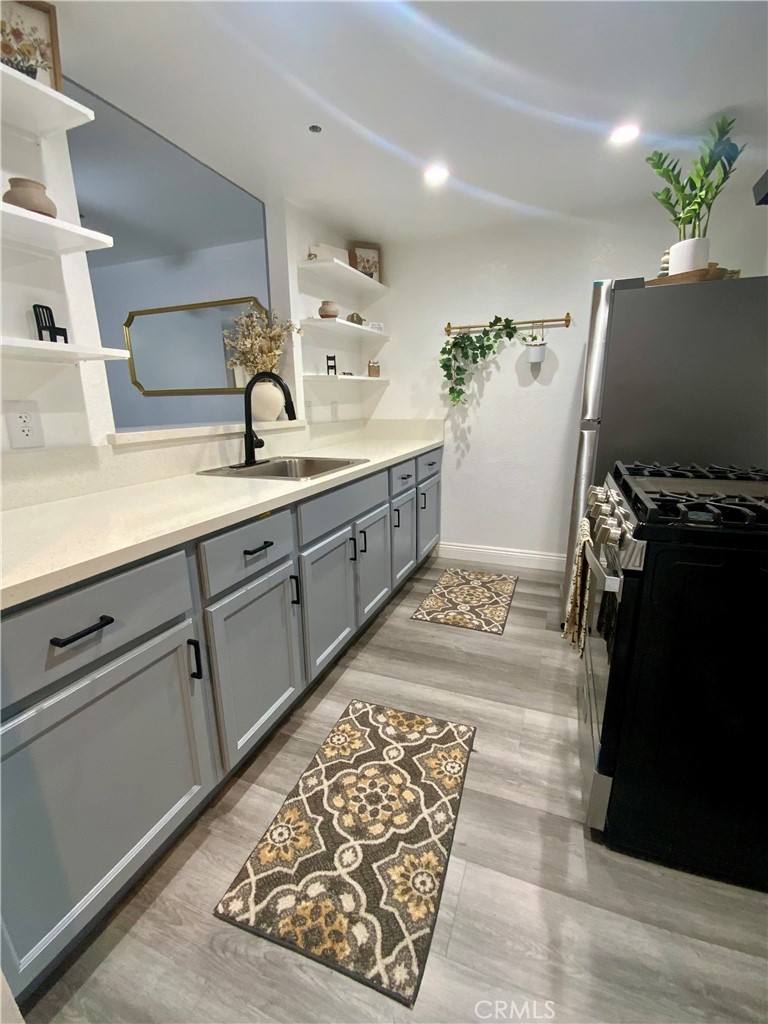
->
[3,177,57,218]
[250,380,285,422]
[318,300,339,319]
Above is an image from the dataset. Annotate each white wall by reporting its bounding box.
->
[372,185,768,564]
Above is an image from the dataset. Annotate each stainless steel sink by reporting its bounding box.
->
[199,456,368,480]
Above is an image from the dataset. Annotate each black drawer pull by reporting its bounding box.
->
[401,473,413,480]
[290,574,301,605]
[187,638,203,679]
[360,530,368,554]
[427,461,437,467]
[394,508,401,528]
[244,540,274,557]
[421,493,427,510]
[50,614,114,649]
[350,536,357,561]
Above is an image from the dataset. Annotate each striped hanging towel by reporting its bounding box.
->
[562,518,593,655]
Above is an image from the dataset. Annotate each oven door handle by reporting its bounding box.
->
[584,543,623,598]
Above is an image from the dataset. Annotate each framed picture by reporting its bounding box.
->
[348,242,382,283]
[1,1,62,91]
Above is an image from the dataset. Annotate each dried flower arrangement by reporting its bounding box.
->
[223,303,300,378]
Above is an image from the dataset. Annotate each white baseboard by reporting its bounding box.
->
[437,541,566,573]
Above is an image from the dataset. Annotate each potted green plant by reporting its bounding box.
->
[646,116,745,275]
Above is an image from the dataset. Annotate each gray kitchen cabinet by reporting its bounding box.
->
[417,473,441,561]
[0,617,216,998]
[355,503,392,626]
[391,488,417,587]
[205,559,304,770]
[300,525,357,681]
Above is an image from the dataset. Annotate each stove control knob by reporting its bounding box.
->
[590,501,612,519]
[586,485,607,508]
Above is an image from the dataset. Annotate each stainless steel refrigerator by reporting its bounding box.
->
[563,275,768,608]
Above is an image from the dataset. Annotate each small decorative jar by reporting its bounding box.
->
[367,360,381,378]
[318,300,339,319]
[3,177,57,218]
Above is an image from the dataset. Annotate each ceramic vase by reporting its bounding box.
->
[669,237,710,276]
[525,342,547,364]
[250,380,285,422]
[2,177,57,218]
[318,300,339,319]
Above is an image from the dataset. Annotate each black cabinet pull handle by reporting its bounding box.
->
[394,508,401,528]
[421,493,427,509]
[350,536,357,561]
[360,530,368,554]
[50,614,114,648]
[187,638,203,679]
[427,461,437,467]
[401,473,412,480]
[244,540,274,557]
[290,574,301,605]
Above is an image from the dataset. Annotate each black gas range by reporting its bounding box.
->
[578,460,768,891]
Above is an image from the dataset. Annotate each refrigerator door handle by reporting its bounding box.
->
[581,281,614,422]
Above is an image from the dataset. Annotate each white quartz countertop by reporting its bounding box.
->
[1,439,441,610]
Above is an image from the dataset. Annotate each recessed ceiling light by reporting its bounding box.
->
[308,124,322,133]
[423,162,450,187]
[609,123,640,144]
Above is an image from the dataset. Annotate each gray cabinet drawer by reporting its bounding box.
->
[389,459,416,496]
[298,471,388,547]
[417,448,443,482]
[198,509,294,599]
[1,552,192,712]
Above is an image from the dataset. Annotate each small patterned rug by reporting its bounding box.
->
[215,700,475,1006]
[412,567,518,634]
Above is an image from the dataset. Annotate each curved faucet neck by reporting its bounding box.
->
[243,372,297,466]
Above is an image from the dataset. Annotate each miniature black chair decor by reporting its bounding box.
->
[33,304,68,344]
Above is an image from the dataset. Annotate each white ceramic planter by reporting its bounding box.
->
[669,237,710,275]
[525,342,547,364]
[250,380,284,421]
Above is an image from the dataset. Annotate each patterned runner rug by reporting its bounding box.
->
[215,700,475,1005]
[412,567,518,634]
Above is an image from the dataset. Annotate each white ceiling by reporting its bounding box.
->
[58,2,768,244]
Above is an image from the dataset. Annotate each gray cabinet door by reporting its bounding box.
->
[1,618,215,998]
[300,526,357,681]
[391,488,417,587]
[417,473,441,560]
[205,559,304,770]
[355,503,392,626]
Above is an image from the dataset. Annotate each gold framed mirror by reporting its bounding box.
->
[123,295,267,396]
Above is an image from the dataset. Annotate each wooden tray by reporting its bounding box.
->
[647,264,728,287]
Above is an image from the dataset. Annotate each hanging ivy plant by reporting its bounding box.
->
[439,316,536,405]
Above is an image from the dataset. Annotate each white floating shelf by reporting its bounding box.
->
[0,336,129,364]
[299,317,389,342]
[297,258,388,310]
[1,64,94,138]
[1,203,113,260]
[304,373,389,384]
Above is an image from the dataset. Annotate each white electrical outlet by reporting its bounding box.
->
[4,400,44,449]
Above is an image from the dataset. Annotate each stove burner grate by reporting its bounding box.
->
[645,490,768,528]
[620,460,768,482]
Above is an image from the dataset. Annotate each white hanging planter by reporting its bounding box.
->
[524,340,547,364]
[669,237,710,275]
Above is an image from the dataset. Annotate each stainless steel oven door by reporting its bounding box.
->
[578,543,623,831]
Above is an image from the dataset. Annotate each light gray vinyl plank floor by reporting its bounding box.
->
[26,557,768,1024]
